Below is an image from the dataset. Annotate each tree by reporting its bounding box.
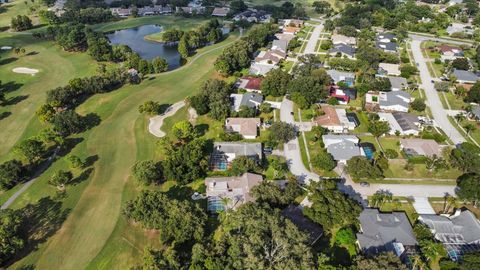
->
[372,77,392,92]
[303,180,362,233]
[11,15,33,31]
[36,104,56,122]
[465,81,480,103]
[132,160,163,185]
[259,102,273,114]
[335,227,356,246]
[251,180,302,207]
[451,58,470,70]
[124,190,206,244]
[0,160,24,190]
[162,139,209,184]
[178,36,189,59]
[268,122,296,144]
[201,203,316,269]
[171,120,196,142]
[13,139,46,164]
[456,173,480,207]
[463,123,476,136]
[0,209,24,265]
[370,190,393,207]
[66,154,85,169]
[450,142,480,174]
[400,64,418,78]
[368,120,390,138]
[49,170,73,190]
[151,57,168,73]
[51,110,86,136]
[455,113,466,123]
[230,156,258,176]
[230,0,247,13]
[425,154,448,172]
[312,1,332,14]
[434,81,450,92]
[346,156,384,180]
[260,69,292,97]
[138,100,161,115]
[311,150,335,171]
[410,98,426,112]
[355,252,408,270]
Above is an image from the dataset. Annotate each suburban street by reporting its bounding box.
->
[409,36,466,145]
[303,23,323,54]
[279,99,456,199]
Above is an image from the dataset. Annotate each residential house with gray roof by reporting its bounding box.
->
[366,90,412,112]
[230,92,264,112]
[357,209,418,257]
[378,112,421,136]
[327,69,356,87]
[272,39,288,53]
[419,210,480,260]
[453,69,479,84]
[210,142,263,170]
[322,134,363,163]
[328,44,356,59]
[388,76,408,91]
[469,105,480,121]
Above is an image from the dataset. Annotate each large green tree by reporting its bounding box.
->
[260,69,292,97]
[346,156,384,180]
[456,173,480,207]
[132,160,163,185]
[354,252,408,270]
[0,209,24,265]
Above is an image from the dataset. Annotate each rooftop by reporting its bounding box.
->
[225,118,261,138]
[400,138,440,157]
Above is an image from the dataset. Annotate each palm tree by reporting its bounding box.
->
[410,254,426,270]
[454,113,465,123]
[444,195,457,214]
[464,123,476,136]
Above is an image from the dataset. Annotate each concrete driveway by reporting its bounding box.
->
[409,38,466,145]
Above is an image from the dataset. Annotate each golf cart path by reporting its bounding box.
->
[148,101,185,137]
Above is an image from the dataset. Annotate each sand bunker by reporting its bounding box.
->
[12,67,39,75]
[1,46,12,50]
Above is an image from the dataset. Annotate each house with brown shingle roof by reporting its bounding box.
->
[314,105,356,133]
[237,77,263,92]
[225,118,261,139]
[400,138,440,157]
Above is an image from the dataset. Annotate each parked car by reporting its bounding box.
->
[359,182,370,187]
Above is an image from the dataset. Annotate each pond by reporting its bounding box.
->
[107,24,181,70]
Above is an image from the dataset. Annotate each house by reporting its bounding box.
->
[376,33,398,53]
[438,45,464,62]
[378,63,401,76]
[327,69,355,87]
[388,76,408,91]
[418,210,480,260]
[282,205,323,244]
[357,209,418,257]
[225,118,261,139]
[283,26,300,35]
[453,69,479,84]
[236,77,263,92]
[331,34,356,46]
[176,6,205,14]
[275,33,295,42]
[448,0,463,5]
[249,62,277,76]
[205,173,263,211]
[400,138,440,157]
[254,50,286,65]
[230,92,264,112]
[212,7,230,17]
[110,7,132,17]
[233,9,271,23]
[366,91,412,112]
[137,5,172,16]
[379,112,421,136]
[272,39,289,54]
[468,105,480,121]
[283,19,303,28]
[446,23,474,36]
[328,44,356,59]
[329,85,357,104]
[314,105,357,133]
[322,134,363,163]
[210,142,263,170]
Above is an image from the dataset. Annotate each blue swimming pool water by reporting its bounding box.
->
[363,146,374,160]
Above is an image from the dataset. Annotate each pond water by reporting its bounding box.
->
[107,24,181,70]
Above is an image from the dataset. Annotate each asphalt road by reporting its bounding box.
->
[409,37,466,145]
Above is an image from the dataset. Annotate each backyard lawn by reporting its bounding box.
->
[7,32,240,270]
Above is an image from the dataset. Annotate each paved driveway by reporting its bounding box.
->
[304,23,323,54]
[410,38,466,145]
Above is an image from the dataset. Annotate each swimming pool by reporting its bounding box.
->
[360,142,376,160]
[207,197,225,212]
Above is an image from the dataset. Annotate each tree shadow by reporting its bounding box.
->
[71,167,94,186]
[158,103,172,114]
[5,95,28,105]
[1,81,23,93]
[194,123,209,137]
[165,185,194,200]
[26,51,38,56]
[57,137,84,157]
[0,57,18,65]
[83,113,101,130]
[84,154,99,167]
[0,26,9,32]
[0,111,11,120]
[313,234,353,267]
[8,197,70,267]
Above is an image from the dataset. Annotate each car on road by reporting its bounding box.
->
[359,182,370,187]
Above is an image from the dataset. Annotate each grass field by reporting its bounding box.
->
[0,0,43,29]
[7,32,240,270]
[0,33,98,162]
[92,16,209,33]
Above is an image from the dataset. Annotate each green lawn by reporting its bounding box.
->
[304,131,338,177]
[442,91,466,110]
[8,32,240,270]
[352,111,369,133]
[377,201,417,224]
[92,16,209,33]
[383,160,461,180]
[0,0,44,29]
[0,33,98,162]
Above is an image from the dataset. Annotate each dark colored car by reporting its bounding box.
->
[359,182,370,187]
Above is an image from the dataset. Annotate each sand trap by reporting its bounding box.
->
[148,101,185,137]
[1,46,12,50]
[12,67,39,75]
